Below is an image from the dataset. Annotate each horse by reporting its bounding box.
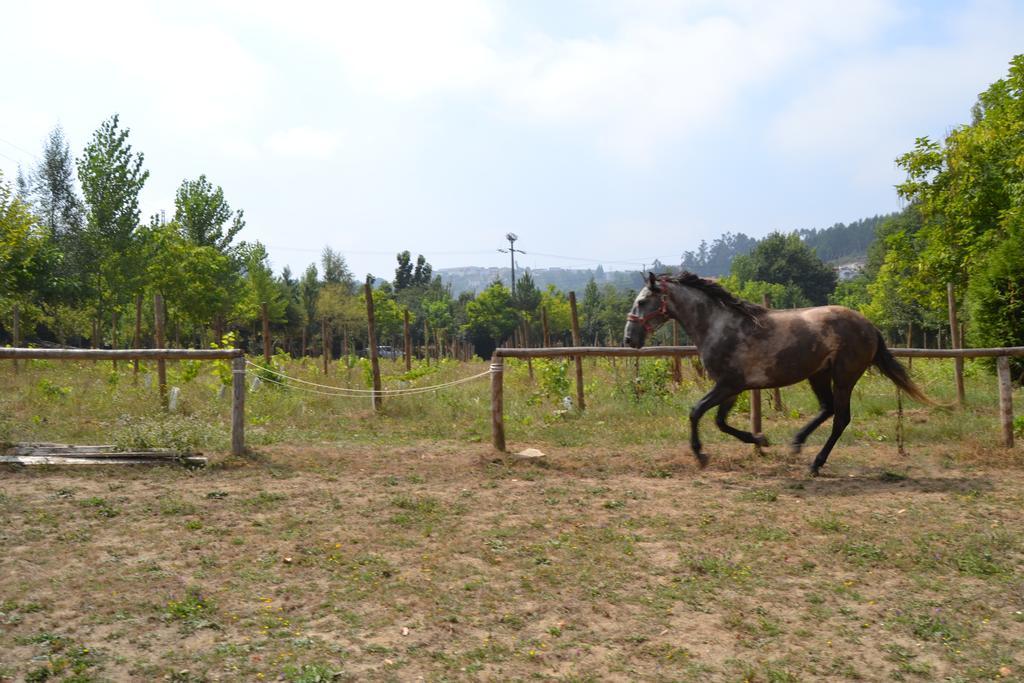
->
[623,272,931,475]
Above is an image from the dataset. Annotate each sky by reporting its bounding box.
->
[2,0,1022,281]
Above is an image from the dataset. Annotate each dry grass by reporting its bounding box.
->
[1,356,1023,681]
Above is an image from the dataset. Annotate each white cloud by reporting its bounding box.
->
[236,0,499,99]
[767,2,1024,182]
[2,1,269,132]
[491,2,899,161]
[265,127,342,159]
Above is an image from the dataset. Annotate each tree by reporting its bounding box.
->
[141,223,236,338]
[730,232,837,305]
[580,277,603,343]
[893,54,1024,354]
[513,271,541,314]
[174,174,245,252]
[412,254,432,287]
[236,242,285,326]
[394,250,414,290]
[463,282,519,358]
[76,114,150,333]
[28,125,84,238]
[321,246,355,292]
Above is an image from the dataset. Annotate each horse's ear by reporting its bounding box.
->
[647,271,659,292]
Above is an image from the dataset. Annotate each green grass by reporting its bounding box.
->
[1,355,1018,454]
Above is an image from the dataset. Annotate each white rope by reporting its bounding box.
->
[245,360,490,397]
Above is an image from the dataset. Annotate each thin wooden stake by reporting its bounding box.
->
[321,317,329,375]
[111,310,119,370]
[750,388,762,447]
[404,309,412,371]
[541,306,550,347]
[365,280,382,411]
[11,304,19,374]
[569,291,585,410]
[948,283,965,406]
[672,321,682,384]
[424,319,431,366]
[762,294,784,411]
[154,294,167,408]
[133,294,142,380]
[262,302,271,364]
[491,354,505,451]
[997,356,1014,448]
[231,355,246,456]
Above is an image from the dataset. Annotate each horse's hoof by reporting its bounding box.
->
[808,465,820,477]
[790,442,803,456]
[754,433,770,448]
[695,453,710,469]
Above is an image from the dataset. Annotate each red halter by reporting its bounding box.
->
[627,280,671,333]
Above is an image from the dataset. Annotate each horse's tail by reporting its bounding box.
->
[873,331,934,405]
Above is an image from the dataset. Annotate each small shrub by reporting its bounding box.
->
[535,359,571,400]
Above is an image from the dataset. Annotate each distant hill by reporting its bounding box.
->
[438,264,648,297]
[439,213,893,294]
[680,213,894,277]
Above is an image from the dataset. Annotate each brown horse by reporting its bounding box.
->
[623,272,930,475]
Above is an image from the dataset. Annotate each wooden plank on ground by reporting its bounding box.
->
[0,455,206,467]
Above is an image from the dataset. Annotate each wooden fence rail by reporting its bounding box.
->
[1,347,247,456]
[490,345,1024,453]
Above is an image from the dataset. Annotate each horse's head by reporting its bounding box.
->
[624,272,670,348]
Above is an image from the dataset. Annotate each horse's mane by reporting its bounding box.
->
[661,271,767,321]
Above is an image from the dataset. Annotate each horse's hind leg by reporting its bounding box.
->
[791,370,834,455]
[809,385,852,476]
[715,394,769,447]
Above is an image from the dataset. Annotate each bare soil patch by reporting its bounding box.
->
[2,440,1023,681]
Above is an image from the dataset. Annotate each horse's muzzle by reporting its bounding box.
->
[623,323,645,349]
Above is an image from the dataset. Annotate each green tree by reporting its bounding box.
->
[394,250,414,290]
[1,171,55,330]
[730,232,837,305]
[141,223,236,339]
[28,125,84,239]
[893,54,1024,353]
[174,174,245,252]
[77,114,150,337]
[321,246,355,292]
[463,282,519,358]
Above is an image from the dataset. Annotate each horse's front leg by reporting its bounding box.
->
[715,394,770,447]
[689,382,737,468]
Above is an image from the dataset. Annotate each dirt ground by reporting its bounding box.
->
[1,440,1023,682]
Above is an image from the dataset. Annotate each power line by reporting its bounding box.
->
[0,135,39,160]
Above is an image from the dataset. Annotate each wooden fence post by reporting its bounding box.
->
[541,307,550,348]
[997,356,1014,448]
[133,294,142,381]
[569,291,585,410]
[523,318,533,380]
[231,354,246,456]
[262,302,271,364]
[365,280,382,411]
[154,294,167,407]
[762,294,784,411]
[111,310,119,370]
[672,321,682,384]
[424,319,431,365]
[491,354,506,451]
[404,309,412,371]
[750,388,762,441]
[11,304,19,374]
[948,283,965,406]
[321,317,329,375]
